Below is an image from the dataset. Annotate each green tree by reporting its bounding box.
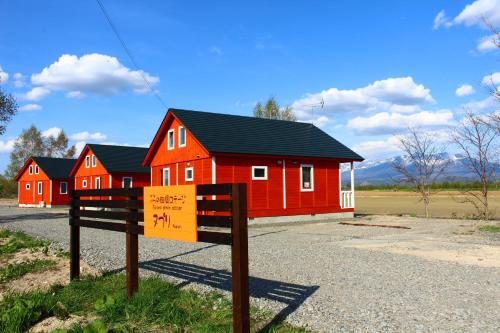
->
[4,125,46,180]
[0,85,17,135]
[46,130,76,158]
[253,96,296,121]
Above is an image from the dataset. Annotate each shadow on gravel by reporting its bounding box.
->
[140,257,319,331]
[0,213,67,223]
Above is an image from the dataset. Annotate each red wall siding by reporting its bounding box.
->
[17,160,51,205]
[216,155,344,218]
[51,179,73,205]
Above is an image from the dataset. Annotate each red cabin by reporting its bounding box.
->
[70,144,151,192]
[15,156,76,207]
[143,109,364,222]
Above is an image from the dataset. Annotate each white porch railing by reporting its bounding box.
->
[340,190,354,209]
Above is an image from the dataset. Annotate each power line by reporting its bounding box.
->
[95,0,168,109]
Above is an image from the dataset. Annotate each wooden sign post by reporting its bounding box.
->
[69,183,249,333]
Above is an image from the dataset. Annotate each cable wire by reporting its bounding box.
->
[95,0,168,109]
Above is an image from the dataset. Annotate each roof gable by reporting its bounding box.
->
[71,144,150,176]
[144,108,363,164]
[15,156,76,181]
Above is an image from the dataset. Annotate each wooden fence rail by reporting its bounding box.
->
[69,183,249,333]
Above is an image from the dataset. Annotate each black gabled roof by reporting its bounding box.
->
[32,157,76,179]
[88,144,150,173]
[170,109,364,161]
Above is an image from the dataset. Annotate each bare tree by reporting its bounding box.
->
[392,128,450,218]
[451,111,498,220]
[482,17,499,102]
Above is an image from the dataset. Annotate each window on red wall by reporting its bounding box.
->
[60,182,68,194]
[122,177,133,188]
[300,164,314,191]
[29,166,33,174]
[167,129,175,150]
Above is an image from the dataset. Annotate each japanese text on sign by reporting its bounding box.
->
[143,185,197,243]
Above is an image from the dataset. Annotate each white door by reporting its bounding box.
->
[162,168,170,186]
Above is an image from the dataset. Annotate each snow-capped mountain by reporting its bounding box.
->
[347,153,499,185]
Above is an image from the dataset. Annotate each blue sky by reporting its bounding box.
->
[0,0,498,172]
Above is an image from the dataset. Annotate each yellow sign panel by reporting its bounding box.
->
[143,185,198,243]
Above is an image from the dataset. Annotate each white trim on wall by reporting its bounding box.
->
[26,183,30,190]
[82,179,87,188]
[50,180,52,202]
[29,165,33,175]
[211,156,216,200]
[178,126,186,147]
[185,167,194,182]
[167,129,175,150]
[60,181,68,194]
[85,156,90,168]
[251,166,268,180]
[122,176,133,188]
[92,155,97,167]
[95,177,101,189]
[282,160,286,209]
[37,181,43,195]
[35,165,39,174]
[300,164,314,192]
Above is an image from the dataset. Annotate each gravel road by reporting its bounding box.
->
[1,207,499,332]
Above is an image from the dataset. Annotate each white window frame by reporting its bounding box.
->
[60,181,68,194]
[300,164,314,192]
[26,183,30,190]
[167,129,175,150]
[29,165,33,175]
[178,126,186,148]
[252,166,268,180]
[162,168,170,186]
[82,179,87,188]
[122,177,133,188]
[185,167,194,182]
[92,155,97,167]
[35,165,39,174]
[37,181,43,195]
[95,177,101,189]
[85,156,90,168]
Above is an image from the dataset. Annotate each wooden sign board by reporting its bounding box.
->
[143,185,197,243]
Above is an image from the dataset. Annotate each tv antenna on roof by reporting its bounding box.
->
[302,98,324,125]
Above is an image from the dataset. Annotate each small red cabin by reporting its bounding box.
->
[143,109,364,222]
[70,144,151,192]
[16,156,76,207]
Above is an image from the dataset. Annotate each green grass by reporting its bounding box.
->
[0,229,51,255]
[479,225,500,233]
[0,274,310,333]
[0,259,58,283]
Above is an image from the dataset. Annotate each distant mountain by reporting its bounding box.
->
[348,153,499,185]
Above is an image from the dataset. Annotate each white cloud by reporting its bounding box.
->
[0,139,16,153]
[42,127,62,139]
[482,72,500,86]
[209,45,222,55]
[455,84,475,96]
[352,136,402,159]
[433,10,452,29]
[66,91,85,98]
[298,116,329,128]
[477,34,498,52]
[291,77,434,121]
[453,0,500,27]
[462,96,497,112]
[0,66,8,84]
[24,86,51,101]
[70,131,107,141]
[347,110,454,135]
[74,141,86,156]
[13,73,25,88]
[31,53,160,95]
[19,103,42,111]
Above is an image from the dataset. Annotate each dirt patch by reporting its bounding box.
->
[341,236,500,267]
[0,243,97,298]
[29,315,94,333]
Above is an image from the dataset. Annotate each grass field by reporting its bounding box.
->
[356,191,500,219]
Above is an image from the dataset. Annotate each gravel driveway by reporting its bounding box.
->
[1,206,499,332]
